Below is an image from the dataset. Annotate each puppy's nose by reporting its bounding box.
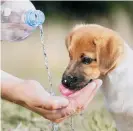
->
[62,75,78,88]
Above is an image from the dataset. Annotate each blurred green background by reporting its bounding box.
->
[1,1,133,131]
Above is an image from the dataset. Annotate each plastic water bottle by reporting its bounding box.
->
[1,0,45,41]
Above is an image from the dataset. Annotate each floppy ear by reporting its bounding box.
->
[94,36,123,75]
[65,32,73,49]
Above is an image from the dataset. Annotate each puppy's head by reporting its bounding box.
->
[62,24,124,91]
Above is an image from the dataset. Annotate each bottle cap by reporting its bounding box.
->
[25,10,45,27]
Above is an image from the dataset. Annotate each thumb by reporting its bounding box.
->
[54,80,102,118]
[82,79,103,109]
[66,79,102,111]
[68,79,102,98]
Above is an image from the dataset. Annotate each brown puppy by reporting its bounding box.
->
[61,24,133,131]
[62,24,123,91]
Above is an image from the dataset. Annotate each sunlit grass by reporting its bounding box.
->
[1,88,117,131]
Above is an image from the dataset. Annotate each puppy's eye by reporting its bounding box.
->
[81,57,95,64]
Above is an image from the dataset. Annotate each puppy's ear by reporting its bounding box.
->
[65,32,73,49]
[94,36,123,75]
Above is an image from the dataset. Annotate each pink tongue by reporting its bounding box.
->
[59,84,75,96]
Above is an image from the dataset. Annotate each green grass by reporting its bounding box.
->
[1,91,117,131]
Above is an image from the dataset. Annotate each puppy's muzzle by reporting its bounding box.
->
[62,75,78,88]
[62,75,93,90]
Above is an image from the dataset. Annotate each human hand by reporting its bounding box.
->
[18,79,102,123]
[54,79,102,123]
[2,80,69,121]
[1,74,102,122]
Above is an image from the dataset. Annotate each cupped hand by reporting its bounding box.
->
[54,79,102,123]
[16,79,102,123]
[3,79,102,123]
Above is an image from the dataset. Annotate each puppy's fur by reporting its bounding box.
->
[62,24,133,131]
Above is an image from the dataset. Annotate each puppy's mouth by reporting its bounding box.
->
[59,79,93,96]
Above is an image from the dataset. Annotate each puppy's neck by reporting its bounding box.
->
[101,42,133,131]
[101,42,133,107]
[111,43,132,73]
[102,42,132,83]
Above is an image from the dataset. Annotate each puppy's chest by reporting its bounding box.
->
[102,68,133,112]
[104,85,133,131]
[102,69,133,131]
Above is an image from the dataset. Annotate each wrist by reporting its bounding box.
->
[1,79,25,103]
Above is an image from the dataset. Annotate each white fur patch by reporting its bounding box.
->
[102,43,133,131]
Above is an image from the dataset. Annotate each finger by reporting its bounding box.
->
[62,79,102,112]
[53,116,68,123]
[22,97,70,121]
[82,86,98,109]
[68,79,102,98]
[40,96,69,110]
[44,110,68,122]
[34,95,69,110]
[33,106,70,121]
[41,79,102,120]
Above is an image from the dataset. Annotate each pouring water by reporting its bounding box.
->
[39,25,59,131]
[39,25,76,131]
